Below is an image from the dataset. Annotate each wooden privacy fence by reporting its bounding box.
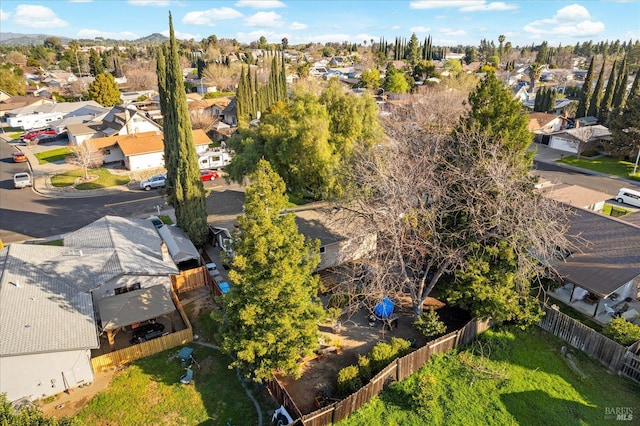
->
[538,305,640,383]
[171,266,209,294]
[268,317,491,426]
[91,290,193,373]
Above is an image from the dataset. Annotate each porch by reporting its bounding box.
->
[549,283,640,325]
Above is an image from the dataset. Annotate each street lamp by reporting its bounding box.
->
[622,128,640,175]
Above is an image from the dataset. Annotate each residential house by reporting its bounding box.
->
[0,216,182,403]
[294,207,376,272]
[67,105,162,145]
[41,70,78,89]
[548,124,611,154]
[0,96,53,119]
[120,90,156,105]
[528,112,564,144]
[549,207,640,324]
[90,129,211,170]
[542,183,611,212]
[4,100,105,131]
[188,97,232,122]
[221,98,237,127]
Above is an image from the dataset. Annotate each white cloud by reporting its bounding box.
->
[410,26,431,33]
[440,28,466,36]
[69,0,93,3]
[391,25,401,30]
[160,29,202,40]
[182,7,243,25]
[290,21,307,30]
[128,0,171,6]
[235,0,286,8]
[410,1,516,12]
[77,29,139,40]
[13,5,68,28]
[0,9,9,21]
[524,4,605,37]
[245,11,285,27]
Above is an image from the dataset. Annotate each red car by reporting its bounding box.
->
[12,152,27,163]
[21,128,57,142]
[200,170,220,181]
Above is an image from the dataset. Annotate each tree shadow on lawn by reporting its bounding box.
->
[134,346,274,426]
[500,390,599,426]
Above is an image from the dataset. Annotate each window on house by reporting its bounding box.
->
[104,149,111,155]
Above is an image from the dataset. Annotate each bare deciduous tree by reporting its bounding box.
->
[335,120,571,322]
[190,110,217,133]
[125,67,158,91]
[67,140,105,180]
[202,62,243,92]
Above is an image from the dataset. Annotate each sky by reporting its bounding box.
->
[0,0,638,47]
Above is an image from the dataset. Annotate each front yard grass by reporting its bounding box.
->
[338,327,640,425]
[558,155,640,181]
[75,346,277,426]
[51,168,130,189]
[33,147,73,164]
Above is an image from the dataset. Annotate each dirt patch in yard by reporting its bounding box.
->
[278,296,471,415]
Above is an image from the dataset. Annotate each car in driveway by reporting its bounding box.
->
[21,128,57,142]
[201,170,220,181]
[130,322,166,344]
[13,172,32,189]
[12,152,27,163]
[139,174,166,191]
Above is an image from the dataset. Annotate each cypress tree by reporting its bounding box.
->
[599,58,617,123]
[280,52,287,101]
[548,89,557,113]
[576,57,594,118]
[236,66,246,124]
[612,55,628,111]
[534,88,542,112]
[159,12,208,245]
[587,58,606,118]
[156,45,178,208]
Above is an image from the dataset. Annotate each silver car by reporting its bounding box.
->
[139,174,166,191]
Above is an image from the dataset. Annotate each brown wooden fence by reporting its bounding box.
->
[266,317,490,426]
[91,290,193,373]
[171,266,209,294]
[538,305,628,371]
[538,305,640,383]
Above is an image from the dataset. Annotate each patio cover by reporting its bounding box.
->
[158,225,200,265]
[98,285,176,331]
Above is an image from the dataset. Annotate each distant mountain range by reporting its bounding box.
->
[0,32,169,47]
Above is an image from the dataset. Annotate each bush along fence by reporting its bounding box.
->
[538,304,640,383]
[268,317,491,426]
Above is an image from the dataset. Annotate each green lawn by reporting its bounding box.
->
[51,168,130,189]
[338,327,640,425]
[34,147,73,164]
[75,346,277,426]
[558,156,640,181]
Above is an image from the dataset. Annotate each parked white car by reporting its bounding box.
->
[13,172,32,189]
[139,174,166,191]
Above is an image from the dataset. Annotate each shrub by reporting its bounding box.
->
[357,355,372,381]
[337,365,362,397]
[369,338,412,372]
[414,308,447,338]
[602,317,640,346]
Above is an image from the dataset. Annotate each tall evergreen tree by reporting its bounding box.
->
[217,159,324,381]
[157,13,208,245]
[576,57,595,118]
[547,88,557,113]
[599,58,617,123]
[587,58,606,118]
[459,71,534,169]
[87,72,120,106]
[612,65,629,112]
[156,45,177,207]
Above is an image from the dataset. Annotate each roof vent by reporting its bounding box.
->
[9,281,20,287]
[65,249,83,256]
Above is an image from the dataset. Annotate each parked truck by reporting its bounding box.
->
[198,149,232,170]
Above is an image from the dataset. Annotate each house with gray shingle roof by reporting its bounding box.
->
[0,216,180,403]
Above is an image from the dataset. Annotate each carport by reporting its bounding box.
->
[97,285,177,350]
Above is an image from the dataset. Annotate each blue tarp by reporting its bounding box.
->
[219,282,230,294]
[374,297,394,318]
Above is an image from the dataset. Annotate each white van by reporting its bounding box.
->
[616,188,640,208]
